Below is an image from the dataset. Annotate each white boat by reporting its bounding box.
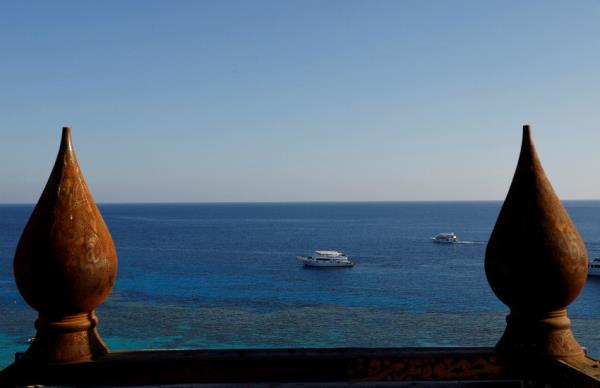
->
[432,232,458,243]
[297,250,354,267]
[589,258,600,276]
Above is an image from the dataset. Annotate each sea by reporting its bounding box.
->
[2,201,600,369]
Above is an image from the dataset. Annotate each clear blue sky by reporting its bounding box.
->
[1,1,599,203]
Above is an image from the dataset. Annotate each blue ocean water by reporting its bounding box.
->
[2,201,600,369]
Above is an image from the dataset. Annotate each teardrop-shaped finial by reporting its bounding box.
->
[485,125,588,359]
[14,127,118,363]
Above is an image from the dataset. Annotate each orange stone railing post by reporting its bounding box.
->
[13,127,118,364]
[485,125,588,359]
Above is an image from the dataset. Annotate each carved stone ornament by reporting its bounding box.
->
[13,127,118,363]
[485,125,588,359]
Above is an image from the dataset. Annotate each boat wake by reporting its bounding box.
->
[454,240,487,245]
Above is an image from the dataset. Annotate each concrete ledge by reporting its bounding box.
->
[1,347,506,386]
[2,347,599,387]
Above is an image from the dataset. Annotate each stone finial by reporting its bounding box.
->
[485,125,588,358]
[13,127,118,363]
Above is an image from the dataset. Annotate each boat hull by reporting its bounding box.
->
[297,257,354,267]
[432,239,456,244]
[431,233,458,244]
[589,265,600,276]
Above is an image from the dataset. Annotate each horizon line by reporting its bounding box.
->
[2,198,600,206]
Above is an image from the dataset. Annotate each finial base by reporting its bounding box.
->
[497,309,584,359]
[25,311,109,364]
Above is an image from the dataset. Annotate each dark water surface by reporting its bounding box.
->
[2,201,600,368]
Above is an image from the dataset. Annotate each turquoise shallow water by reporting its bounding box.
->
[2,201,600,369]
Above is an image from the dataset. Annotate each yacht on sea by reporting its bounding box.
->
[589,258,600,276]
[432,232,458,243]
[297,250,354,267]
